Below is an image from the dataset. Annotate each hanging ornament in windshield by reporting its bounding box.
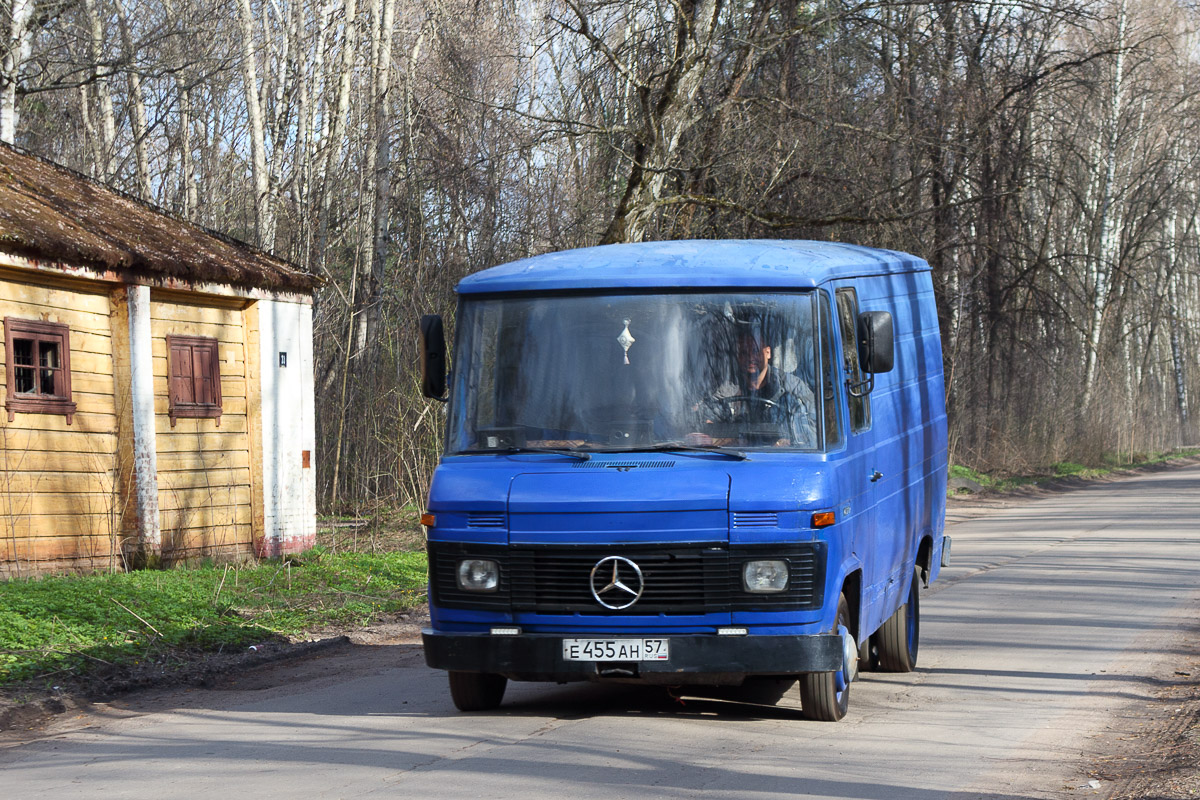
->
[618,318,635,365]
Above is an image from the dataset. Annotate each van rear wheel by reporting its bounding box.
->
[857,636,878,673]
[876,566,920,672]
[448,671,507,711]
[799,594,852,721]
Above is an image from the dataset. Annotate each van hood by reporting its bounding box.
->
[508,468,730,545]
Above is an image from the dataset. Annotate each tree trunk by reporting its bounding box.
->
[80,0,117,180]
[1168,205,1194,438]
[315,0,360,270]
[365,0,398,349]
[180,86,197,219]
[598,0,722,243]
[1079,1,1128,422]
[0,0,35,143]
[236,0,275,249]
[114,0,151,198]
[128,78,151,197]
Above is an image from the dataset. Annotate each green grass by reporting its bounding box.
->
[0,550,426,685]
[1051,461,1103,478]
[948,464,1038,493]
[948,464,995,488]
[950,447,1200,497]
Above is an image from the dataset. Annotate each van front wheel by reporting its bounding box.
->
[799,594,852,721]
[448,671,507,711]
[876,566,920,672]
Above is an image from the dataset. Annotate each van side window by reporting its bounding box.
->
[835,288,871,432]
[818,292,843,449]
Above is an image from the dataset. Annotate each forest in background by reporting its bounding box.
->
[2,0,1198,511]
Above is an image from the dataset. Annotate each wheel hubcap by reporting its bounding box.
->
[838,623,857,691]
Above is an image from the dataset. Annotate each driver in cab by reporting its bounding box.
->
[690,329,817,447]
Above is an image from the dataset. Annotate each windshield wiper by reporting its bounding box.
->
[597,442,748,461]
[460,446,592,461]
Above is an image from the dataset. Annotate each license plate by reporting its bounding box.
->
[562,638,670,662]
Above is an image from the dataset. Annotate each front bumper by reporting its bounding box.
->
[422,629,843,683]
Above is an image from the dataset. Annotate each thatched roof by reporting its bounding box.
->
[0,142,319,294]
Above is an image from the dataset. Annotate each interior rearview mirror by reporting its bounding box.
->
[420,314,447,400]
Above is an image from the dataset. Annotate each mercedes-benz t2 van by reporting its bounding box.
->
[418,240,949,721]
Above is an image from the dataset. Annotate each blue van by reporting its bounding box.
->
[418,240,949,721]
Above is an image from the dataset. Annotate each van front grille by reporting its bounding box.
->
[427,542,825,615]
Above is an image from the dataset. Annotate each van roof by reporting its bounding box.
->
[457,240,929,295]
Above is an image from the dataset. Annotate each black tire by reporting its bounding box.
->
[799,594,851,721]
[857,635,878,673]
[876,566,920,672]
[448,671,507,711]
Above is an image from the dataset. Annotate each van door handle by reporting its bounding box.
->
[870,471,883,482]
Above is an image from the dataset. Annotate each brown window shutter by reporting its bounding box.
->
[195,345,215,405]
[166,334,221,425]
[171,344,195,404]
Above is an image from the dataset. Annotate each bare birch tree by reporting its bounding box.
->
[236,0,275,248]
[1,0,36,142]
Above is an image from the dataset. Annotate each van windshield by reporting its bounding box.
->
[447,291,823,454]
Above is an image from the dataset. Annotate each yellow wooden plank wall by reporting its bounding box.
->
[0,277,122,569]
[150,297,253,557]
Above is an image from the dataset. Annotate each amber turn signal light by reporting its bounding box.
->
[420,513,436,528]
[811,511,836,528]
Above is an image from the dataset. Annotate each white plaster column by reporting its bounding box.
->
[258,298,316,555]
[127,284,160,552]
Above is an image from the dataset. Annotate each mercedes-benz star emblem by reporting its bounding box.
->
[589,556,644,610]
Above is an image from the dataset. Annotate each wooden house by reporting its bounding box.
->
[0,142,321,576]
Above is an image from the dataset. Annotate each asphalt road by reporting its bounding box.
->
[3,463,1200,799]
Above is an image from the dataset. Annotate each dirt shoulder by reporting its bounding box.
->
[0,607,429,737]
[944,454,1200,522]
[1088,622,1200,799]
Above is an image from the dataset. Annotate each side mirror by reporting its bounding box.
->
[419,314,447,400]
[857,311,894,374]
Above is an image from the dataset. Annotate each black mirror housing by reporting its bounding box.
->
[858,311,894,374]
[420,314,448,399]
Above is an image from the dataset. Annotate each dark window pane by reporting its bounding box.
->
[14,365,35,394]
[818,293,843,449]
[13,339,33,366]
[836,289,870,432]
[40,367,57,395]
